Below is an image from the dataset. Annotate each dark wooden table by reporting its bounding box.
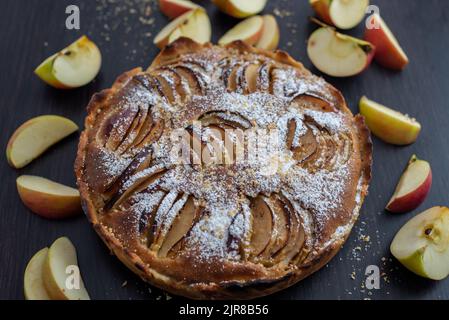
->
[1,0,449,300]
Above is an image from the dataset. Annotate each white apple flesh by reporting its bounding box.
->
[307,27,375,77]
[310,0,369,30]
[218,15,264,46]
[6,115,78,169]
[24,248,51,300]
[386,155,432,213]
[35,36,101,89]
[154,9,211,49]
[43,237,90,300]
[255,15,280,50]
[391,207,449,280]
[213,0,268,19]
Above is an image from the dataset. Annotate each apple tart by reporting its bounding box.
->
[75,38,372,299]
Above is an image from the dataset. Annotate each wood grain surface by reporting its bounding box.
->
[1,0,449,300]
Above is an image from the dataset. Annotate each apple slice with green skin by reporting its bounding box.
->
[24,248,51,300]
[35,36,101,89]
[391,207,449,280]
[307,26,375,77]
[359,96,421,145]
[218,16,264,46]
[255,15,280,50]
[386,155,432,213]
[159,0,200,19]
[43,237,90,300]
[213,0,267,19]
[17,176,82,219]
[6,115,78,169]
[310,0,369,30]
[364,13,409,70]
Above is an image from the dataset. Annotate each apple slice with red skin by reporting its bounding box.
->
[310,0,369,30]
[17,175,82,219]
[159,0,200,19]
[307,25,375,77]
[386,155,432,213]
[218,16,264,46]
[364,13,409,70]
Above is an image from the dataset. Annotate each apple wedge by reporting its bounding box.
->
[359,96,421,145]
[24,248,51,300]
[154,9,211,49]
[43,237,90,300]
[386,155,432,213]
[213,0,267,18]
[6,115,78,169]
[310,0,369,30]
[159,0,199,19]
[391,207,449,280]
[307,26,375,77]
[218,16,264,46]
[35,36,101,89]
[255,15,280,50]
[17,175,82,219]
[364,13,409,70]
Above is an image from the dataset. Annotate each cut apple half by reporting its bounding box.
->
[307,26,375,77]
[35,36,101,89]
[386,155,432,213]
[24,248,51,300]
[218,16,264,46]
[364,13,409,70]
[391,207,449,280]
[6,115,78,169]
[310,0,368,29]
[359,96,421,145]
[255,15,280,50]
[159,0,200,19]
[17,175,82,219]
[154,9,211,49]
[213,0,267,18]
[43,237,90,300]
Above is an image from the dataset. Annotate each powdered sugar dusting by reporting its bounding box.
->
[95,49,361,264]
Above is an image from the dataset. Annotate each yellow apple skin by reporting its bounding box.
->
[310,0,333,25]
[213,0,267,18]
[359,96,421,145]
[43,237,90,300]
[24,248,51,300]
[16,176,82,219]
[6,115,78,169]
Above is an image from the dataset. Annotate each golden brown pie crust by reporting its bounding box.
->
[75,38,372,299]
